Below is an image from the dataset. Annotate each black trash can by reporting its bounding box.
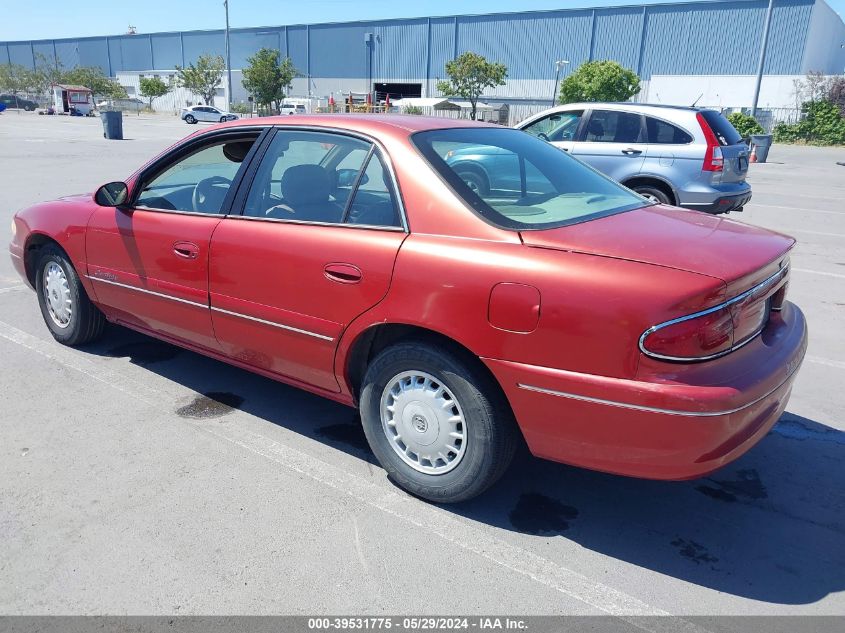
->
[100,110,123,140]
[750,133,772,163]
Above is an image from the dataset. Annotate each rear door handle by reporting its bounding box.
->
[173,241,199,259]
[621,148,642,155]
[324,263,362,284]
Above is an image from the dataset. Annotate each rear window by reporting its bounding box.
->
[645,117,693,144]
[412,127,647,230]
[699,110,742,146]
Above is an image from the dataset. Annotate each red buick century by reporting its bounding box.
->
[9,115,807,502]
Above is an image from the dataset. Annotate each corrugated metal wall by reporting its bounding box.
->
[1,0,834,95]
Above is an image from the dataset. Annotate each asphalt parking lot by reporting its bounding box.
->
[0,112,843,618]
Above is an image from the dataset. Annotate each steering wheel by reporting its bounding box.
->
[537,132,550,141]
[192,176,232,213]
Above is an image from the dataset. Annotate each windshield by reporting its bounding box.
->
[412,127,647,230]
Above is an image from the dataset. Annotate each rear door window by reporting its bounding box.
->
[645,117,693,144]
[699,110,742,146]
[584,110,644,143]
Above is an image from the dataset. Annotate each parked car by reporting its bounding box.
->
[0,94,38,111]
[280,104,307,115]
[181,105,239,124]
[517,103,752,213]
[9,115,805,503]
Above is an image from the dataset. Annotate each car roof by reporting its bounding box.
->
[543,102,707,115]
[212,114,499,136]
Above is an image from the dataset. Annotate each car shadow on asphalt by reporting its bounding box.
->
[85,325,844,606]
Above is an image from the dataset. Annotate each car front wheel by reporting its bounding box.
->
[35,246,105,346]
[359,341,518,503]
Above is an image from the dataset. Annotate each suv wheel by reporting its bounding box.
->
[632,185,672,205]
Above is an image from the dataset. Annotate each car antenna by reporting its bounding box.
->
[690,93,704,107]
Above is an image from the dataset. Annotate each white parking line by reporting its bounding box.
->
[751,204,843,216]
[807,356,845,371]
[0,317,712,631]
[792,268,845,280]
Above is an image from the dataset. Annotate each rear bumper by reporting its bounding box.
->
[483,302,807,480]
[684,191,752,214]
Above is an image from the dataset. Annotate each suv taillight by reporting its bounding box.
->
[697,112,724,172]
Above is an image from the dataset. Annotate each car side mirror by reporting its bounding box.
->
[94,181,129,207]
[336,169,368,188]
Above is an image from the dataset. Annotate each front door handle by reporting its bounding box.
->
[621,148,642,155]
[173,241,199,259]
[324,263,362,284]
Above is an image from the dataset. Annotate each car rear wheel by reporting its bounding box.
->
[359,341,518,503]
[185,114,196,124]
[632,184,671,205]
[35,246,105,346]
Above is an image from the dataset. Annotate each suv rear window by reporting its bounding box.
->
[699,110,742,146]
[645,117,693,144]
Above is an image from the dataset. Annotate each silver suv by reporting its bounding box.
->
[517,103,751,213]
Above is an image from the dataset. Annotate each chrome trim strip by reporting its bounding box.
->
[10,252,23,260]
[210,306,334,342]
[224,214,405,232]
[517,355,802,417]
[638,264,789,362]
[85,275,209,309]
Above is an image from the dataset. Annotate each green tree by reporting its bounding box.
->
[0,64,36,105]
[241,48,298,114]
[727,112,765,138]
[61,66,127,99]
[139,76,171,109]
[559,60,640,104]
[175,53,226,106]
[436,52,507,121]
[32,53,64,100]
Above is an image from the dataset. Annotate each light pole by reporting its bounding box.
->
[750,0,774,118]
[224,0,233,110]
[551,60,569,106]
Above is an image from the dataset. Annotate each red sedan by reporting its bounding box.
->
[9,115,807,502]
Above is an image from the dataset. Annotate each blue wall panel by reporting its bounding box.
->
[181,31,224,67]
[428,17,456,83]
[765,0,814,74]
[7,42,33,68]
[310,23,369,77]
[373,19,428,80]
[230,29,281,69]
[54,40,81,69]
[287,26,308,75]
[592,7,643,70]
[77,38,110,72]
[32,41,55,68]
[455,10,593,79]
[150,33,183,69]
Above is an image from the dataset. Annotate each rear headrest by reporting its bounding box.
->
[587,120,604,136]
[281,164,332,206]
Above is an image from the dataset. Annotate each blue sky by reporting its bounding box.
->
[1,0,843,41]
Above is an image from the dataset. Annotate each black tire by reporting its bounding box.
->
[632,184,672,205]
[359,341,518,503]
[457,168,490,197]
[220,116,227,123]
[35,245,106,346]
[185,115,196,124]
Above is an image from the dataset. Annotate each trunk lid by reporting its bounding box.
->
[519,205,794,286]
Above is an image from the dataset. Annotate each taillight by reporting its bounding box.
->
[640,305,734,360]
[697,112,723,172]
[640,263,789,362]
